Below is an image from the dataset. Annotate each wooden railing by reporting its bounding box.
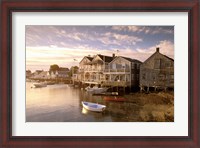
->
[104,69,130,73]
[103,81,130,86]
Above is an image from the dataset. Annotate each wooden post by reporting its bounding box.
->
[140,85,143,92]
[154,86,157,91]
[164,87,167,92]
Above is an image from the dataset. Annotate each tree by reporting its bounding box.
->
[49,64,59,73]
[69,66,79,77]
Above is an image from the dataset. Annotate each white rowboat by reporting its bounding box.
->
[85,86,108,94]
[82,101,106,112]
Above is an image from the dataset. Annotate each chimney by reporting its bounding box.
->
[112,53,115,58]
[156,47,160,52]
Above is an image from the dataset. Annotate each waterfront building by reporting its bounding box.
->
[26,70,32,78]
[139,48,174,92]
[78,54,142,89]
[32,71,48,79]
[48,67,70,79]
[78,54,114,85]
[104,56,142,88]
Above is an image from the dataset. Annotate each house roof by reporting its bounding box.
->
[121,56,142,63]
[57,71,68,75]
[163,54,174,61]
[33,71,48,78]
[97,54,114,63]
[79,56,94,64]
[87,56,93,61]
[143,51,174,65]
[59,67,69,71]
[109,56,142,64]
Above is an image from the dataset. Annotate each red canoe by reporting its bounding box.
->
[104,96,126,102]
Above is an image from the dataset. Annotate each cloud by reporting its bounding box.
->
[98,32,142,46]
[135,40,174,61]
[26,40,174,71]
[112,26,173,35]
[25,26,174,71]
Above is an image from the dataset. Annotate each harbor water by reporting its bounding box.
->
[26,82,141,122]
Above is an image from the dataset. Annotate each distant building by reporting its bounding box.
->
[59,67,69,71]
[32,71,48,79]
[31,70,44,78]
[26,70,32,78]
[48,67,70,79]
[139,48,174,92]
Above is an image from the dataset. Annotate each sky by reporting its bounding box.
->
[26,26,174,72]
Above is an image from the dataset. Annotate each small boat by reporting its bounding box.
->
[67,84,74,87]
[92,92,119,96]
[85,86,108,94]
[33,83,47,88]
[74,85,79,88]
[46,81,55,85]
[104,96,126,102]
[82,101,106,112]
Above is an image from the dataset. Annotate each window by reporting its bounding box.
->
[134,63,137,69]
[122,63,126,69]
[159,74,165,80]
[142,73,146,80]
[112,63,116,69]
[165,62,171,67]
[154,59,161,69]
[132,74,134,80]
[152,73,156,80]
[137,64,140,69]
[131,63,137,69]
[131,63,134,69]
[137,74,139,79]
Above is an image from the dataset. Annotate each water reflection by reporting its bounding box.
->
[26,82,141,122]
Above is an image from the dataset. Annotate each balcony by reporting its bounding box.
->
[104,68,130,73]
[103,81,130,87]
[82,68,104,72]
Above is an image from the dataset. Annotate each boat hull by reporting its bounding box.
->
[82,101,106,112]
[104,96,126,102]
[93,92,119,96]
[46,82,55,85]
[86,87,108,94]
[33,83,47,88]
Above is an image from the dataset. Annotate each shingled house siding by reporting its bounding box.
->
[140,48,174,91]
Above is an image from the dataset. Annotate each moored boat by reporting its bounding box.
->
[33,83,47,88]
[67,84,74,87]
[46,81,55,85]
[92,92,119,96]
[104,96,126,102]
[82,101,106,112]
[85,86,108,94]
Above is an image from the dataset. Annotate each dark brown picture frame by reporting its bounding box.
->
[0,0,199,147]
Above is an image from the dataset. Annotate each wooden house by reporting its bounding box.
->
[78,56,94,83]
[79,54,114,84]
[140,48,174,92]
[49,67,70,79]
[104,56,142,88]
[26,70,32,78]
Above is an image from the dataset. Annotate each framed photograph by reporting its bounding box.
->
[1,0,199,147]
